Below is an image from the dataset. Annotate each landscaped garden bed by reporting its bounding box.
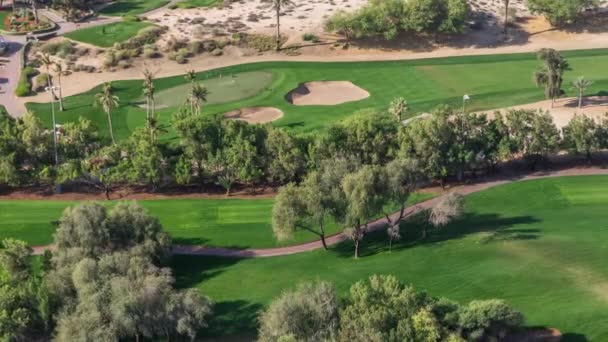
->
[0,8,54,34]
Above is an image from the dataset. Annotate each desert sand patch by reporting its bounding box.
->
[286,81,370,106]
[223,107,283,124]
[481,96,608,129]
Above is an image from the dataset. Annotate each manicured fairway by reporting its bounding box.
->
[64,21,154,47]
[0,192,434,248]
[137,71,274,109]
[27,48,608,141]
[174,175,608,340]
[100,0,170,16]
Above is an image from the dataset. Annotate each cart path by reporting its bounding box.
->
[30,166,608,258]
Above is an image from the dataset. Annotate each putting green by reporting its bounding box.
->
[139,71,274,109]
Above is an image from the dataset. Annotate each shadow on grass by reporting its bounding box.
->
[330,212,541,258]
[172,254,243,288]
[561,333,589,342]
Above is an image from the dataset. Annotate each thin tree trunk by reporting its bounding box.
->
[275,6,281,51]
[32,0,39,24]
[579,90,583,108]
[107,110,115,144]
[104,187,110,200]
[354,238,359,259]
[57,74,64,111]
[319,222,327,250]
[504,1,509,40]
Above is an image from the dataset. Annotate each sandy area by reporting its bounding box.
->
[286,81,369,105]
[481,96,608,129]
[148,0,367,45]
[223,106,283,123]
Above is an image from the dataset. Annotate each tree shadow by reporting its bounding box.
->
[561,333,589,342]
[171,254,243,288]
[329,212,541,259]
[203,300,263,338]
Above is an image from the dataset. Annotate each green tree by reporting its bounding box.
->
[324,10,359,44]
[142,67,156,122]
[342,165,387,258]
[563,114,600,159]
[534,48,569,107]
[263,0,294,50]
[571,76,593,108]
[527,0,598,26]
[189,82,209,116]
[265,127,307,184]
[458,299,524,341]
[258,281,339,342]
[94,82,120,144]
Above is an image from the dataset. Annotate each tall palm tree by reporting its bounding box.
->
[263,0,294,51]
[30,0,39,24]
[388,97,408,122]
[184,69,197,114]
[39,53,54,89]
[533,48,569,108]
[503,0,510,40]
[52,62,65,111]
[142,67,156,120]
[94,82,119,145]
[571,76,594,109]
[190,83,209,116]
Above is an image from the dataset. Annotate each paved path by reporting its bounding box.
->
[30,166,608,258]
[0,40,27,117]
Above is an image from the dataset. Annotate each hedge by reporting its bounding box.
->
[15,66,36,97]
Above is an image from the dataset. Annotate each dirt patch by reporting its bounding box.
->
[505,328,562,342]
[286,81,370,106]
[223,106,283,124]
[480,96,608,129]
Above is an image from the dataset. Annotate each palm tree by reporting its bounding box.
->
[388,97,408,122]
[263,0,294,51]
[94,82,119,145]
[39,53,54,89]
[142,67,156,120]
[571,76,594,109]
[30,0,39,24]
[190,83,209,116]
[503,0,510,40]
[533,48,569,108]
[52,62,65,111]
[184,69,197,114]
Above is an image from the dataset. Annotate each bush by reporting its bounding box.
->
[35,73,51,91]
[302,33,320,43]
[116,26,166,50]
[188,41,204,54]
[175,53,187,64]
[15,67,36,97]
[211,48,223,56]
[122,15,141,22]
[40,40,75,57]
[102,50,119,68]
[142,45,160,58]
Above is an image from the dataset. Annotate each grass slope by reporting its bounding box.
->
[176,0,219,8]
[27,48,608,140]
[174,176,608,340]
[64,21,153,47]
[100,0,170,16]
[0,193,433,248]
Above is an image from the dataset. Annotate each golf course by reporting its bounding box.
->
[173,175,608,340]
[26,48,608,140]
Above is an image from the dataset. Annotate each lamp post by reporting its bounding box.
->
[45,85,60,166]
[462,94,471,113]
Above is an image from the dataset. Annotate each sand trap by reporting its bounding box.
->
[286,81,370,106]
[480,96,608,129]
[223,107,283,124]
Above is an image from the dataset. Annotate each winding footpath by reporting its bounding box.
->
[31,166,608,258]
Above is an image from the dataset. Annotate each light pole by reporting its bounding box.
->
[45,85,60,166]
[462,94,471,113]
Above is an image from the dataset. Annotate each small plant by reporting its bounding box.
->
[302,33,320,43]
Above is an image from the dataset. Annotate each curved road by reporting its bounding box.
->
[32,166,608,258]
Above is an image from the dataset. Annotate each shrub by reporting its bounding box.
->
[188,41,204,54]
[122,15,141,22]
[302,33,320,43]
[102,50,119,67]
[15,67,36,97]
[35,73,51,91]
[40,40,75,57]
[211,48,223,56]
[142,45,160,58]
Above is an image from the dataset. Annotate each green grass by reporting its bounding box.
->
[64,21,153,47]
[137,71,274,109]
[0,192,434,248]
[27,48,608,141]
[100,0,170,16]
[175,0,220,8]
[174,175,608,340]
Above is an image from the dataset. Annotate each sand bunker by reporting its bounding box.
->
[481,96,608,129]
[223,107,283,124]
[286,81,370,106]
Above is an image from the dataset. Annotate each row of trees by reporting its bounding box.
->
[0,201,212,341]
[527,0,599,26]
[2,101,608,197]
[325,0,469,42]
[258,275,525,342]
